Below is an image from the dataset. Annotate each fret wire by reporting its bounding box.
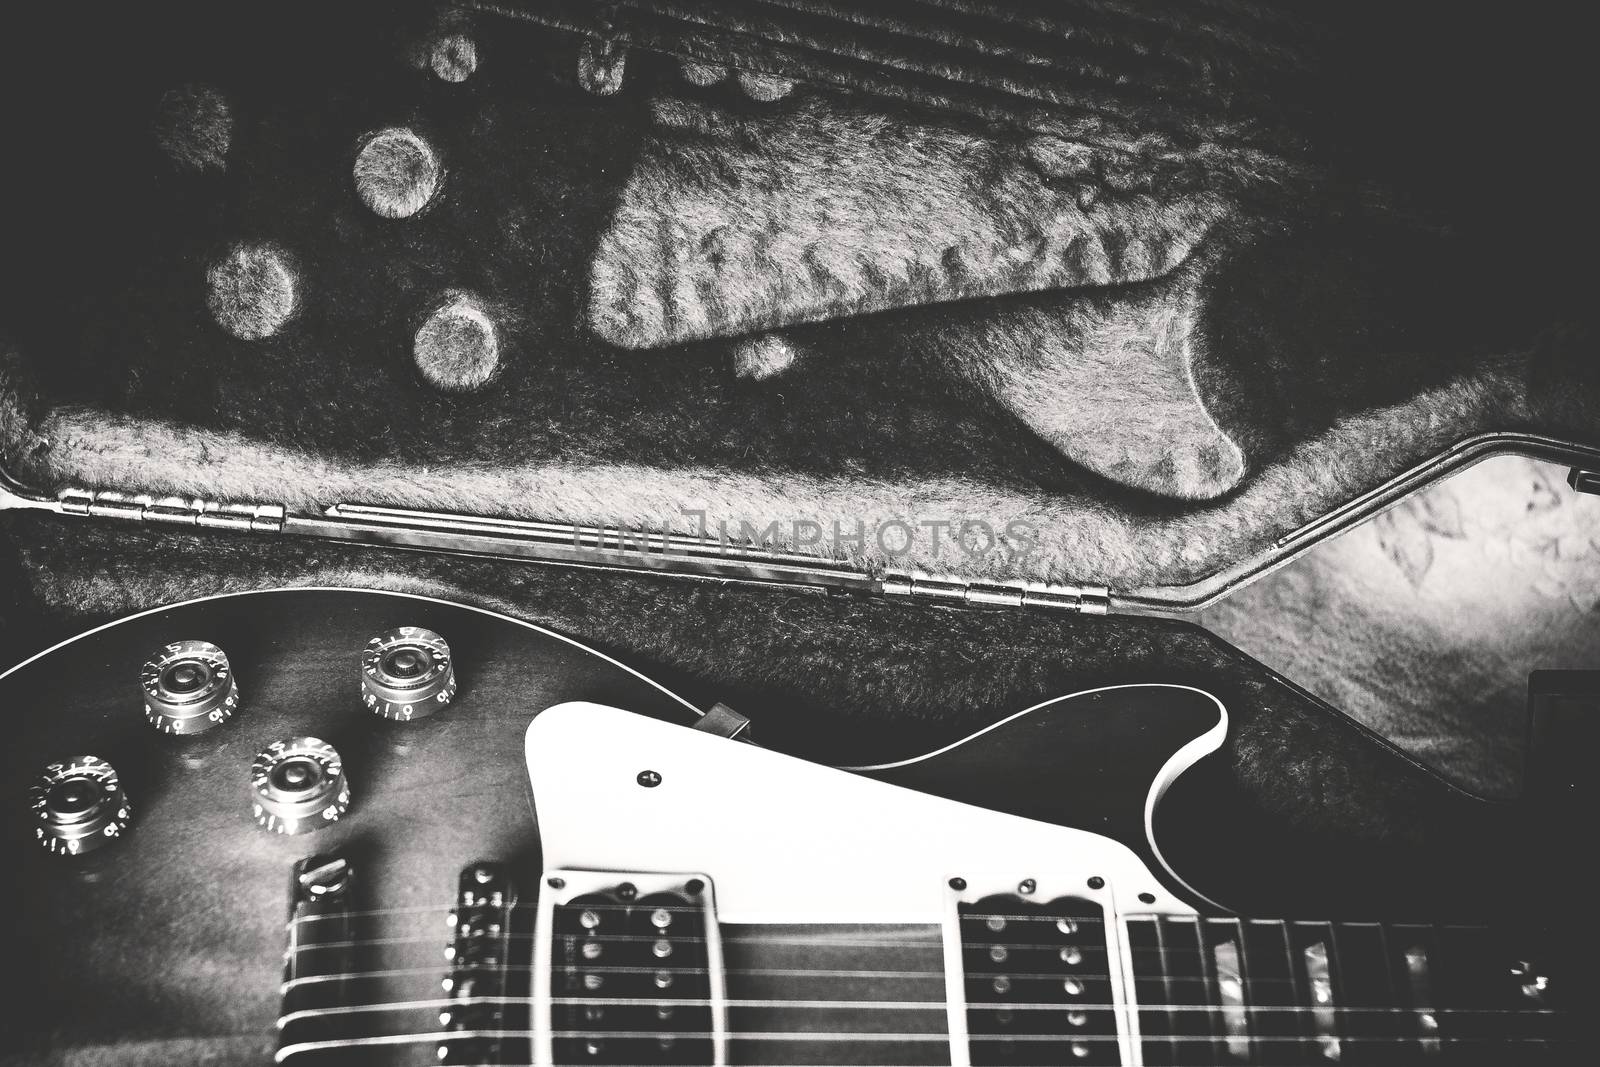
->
[1375,919,1405,1052]
[1410,922,1442,1052]
[1274,914,1307,1057]
[1230,915,1253,1062]
[1375,920,1400,1010]
[1326,918,1350,1052]
[1196,912,1225,1059]
[1152,915,1179,1062]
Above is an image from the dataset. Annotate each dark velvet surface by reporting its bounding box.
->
[0,1,1594,856]
[1,2,1594,579]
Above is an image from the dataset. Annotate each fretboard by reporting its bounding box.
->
[1122,916,1563,1064]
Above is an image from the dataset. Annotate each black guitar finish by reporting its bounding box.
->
[872,686,1534,921]
[0,588,1565,1063]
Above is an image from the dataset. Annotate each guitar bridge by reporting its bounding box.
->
[533,870,729,1067]
[440,863,528,1065]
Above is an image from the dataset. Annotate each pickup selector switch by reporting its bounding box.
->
[141,640,238,734]
[361,627,456,720]
[31,756,131,856]
[250,737,349,835]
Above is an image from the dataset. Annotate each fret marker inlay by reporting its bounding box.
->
[1213,938,1251,1060]
[1405,944,1440,1055]
[1304,941,1340,1061]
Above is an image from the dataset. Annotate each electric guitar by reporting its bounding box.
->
[0,589,1575,1064]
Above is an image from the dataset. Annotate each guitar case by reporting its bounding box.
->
[0,1,1596,904]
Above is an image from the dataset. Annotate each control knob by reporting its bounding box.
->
[140,640,238,734]
[361,627,456,720]
[250,737,350,835]
[30,756,131,856]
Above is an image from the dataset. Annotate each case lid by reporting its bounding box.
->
[2,2,1597,614]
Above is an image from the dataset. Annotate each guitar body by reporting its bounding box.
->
[0,590,1565,1064]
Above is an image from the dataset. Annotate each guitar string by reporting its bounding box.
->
[292,932,1330,960]
[282,954,1541,988]
[288,1031,1565,1043]
[289,960,1365,988]
[285,945,1523,990]
[296,931,1104,949]
[281,979,1555,1017]
[290,903,1502,929]
[288,930,1507,958]
[276,994,1560,1023]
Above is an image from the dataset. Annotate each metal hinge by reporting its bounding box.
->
[55,488,285,532]
[881,572,1110,614]
[1571,468,1600,496]
[36,484,1113,613]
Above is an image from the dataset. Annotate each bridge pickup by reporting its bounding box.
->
[534,870,728,1066]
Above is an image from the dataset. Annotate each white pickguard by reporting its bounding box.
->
[525,701,1204,924]
[526,697,1223,1067]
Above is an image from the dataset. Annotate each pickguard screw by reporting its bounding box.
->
[948,877,967,891]
[637,770,662,788]
[547,876,566,890]
[616,882,637,902]
[684,878,705,896]
[1018,879,1036,895]
[1087,876,1105,890]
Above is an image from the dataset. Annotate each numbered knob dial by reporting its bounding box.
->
[361,627,456,720]
[141,640,238,735]
[30,756,131,856]
[250,737,350,835]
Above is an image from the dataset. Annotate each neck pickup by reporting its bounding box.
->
[534,870,729,1067]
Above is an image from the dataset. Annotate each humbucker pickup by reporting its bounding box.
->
[534,870,729,1067]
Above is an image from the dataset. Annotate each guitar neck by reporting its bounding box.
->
[1119,915,1558,1064]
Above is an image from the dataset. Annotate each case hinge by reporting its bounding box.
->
[1571,468,1600,496]
[56,488,285,532]
[880,573,1110,614]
